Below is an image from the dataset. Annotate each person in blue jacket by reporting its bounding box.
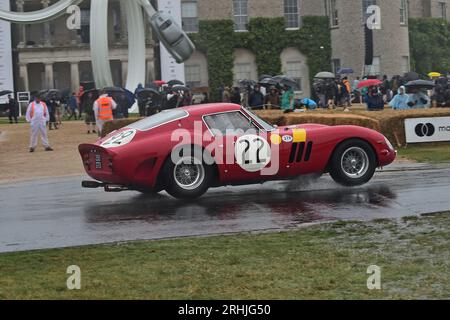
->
[389,86,410,110]
[407,89,431,109]
[299,98,318,110]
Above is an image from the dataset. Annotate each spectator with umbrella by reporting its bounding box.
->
[352,77,362,104]
[405,80,434,109]
[135,83,146,117]
[67,92,78,120]
[231,87,242,105]
[248,84,265,109]
[389,86,410,110]
[222,86,231,103]
[136,88,162,116]
[80,89,98,134]
[281,85,295,113]
[6,94,19,124]
[265,86,280,109]
[365,86,384,111]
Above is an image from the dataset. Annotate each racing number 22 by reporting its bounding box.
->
[239,137,266,165]
[101,129,137,149]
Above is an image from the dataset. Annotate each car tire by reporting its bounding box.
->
[162,148,213,200]
[135,187,162,195]
[329,139,377,187]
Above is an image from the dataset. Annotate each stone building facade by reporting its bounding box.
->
[9,0,450,97]
[11,0,155,93]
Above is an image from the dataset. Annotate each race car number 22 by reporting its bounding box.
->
[101,129,137,149]
[235,135,271,172]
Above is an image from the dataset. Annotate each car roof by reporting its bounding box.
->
[180,103,242,117]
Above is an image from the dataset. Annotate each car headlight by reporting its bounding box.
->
[384,136,395,151]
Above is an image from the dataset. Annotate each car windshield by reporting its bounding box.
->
[128,109,188,131]
[244,109,276,132]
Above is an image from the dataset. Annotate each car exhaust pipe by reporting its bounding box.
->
[82,181,129,192]
[82,180,104,188]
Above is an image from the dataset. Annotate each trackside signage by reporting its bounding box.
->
[405,117,450,143]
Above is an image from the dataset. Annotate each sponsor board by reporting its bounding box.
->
[0,0,13,102]
[157,0,185,83]
[405,117,450,143]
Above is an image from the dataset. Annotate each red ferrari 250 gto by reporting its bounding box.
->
[79,103,396,199]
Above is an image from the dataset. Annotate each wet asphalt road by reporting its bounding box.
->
[1,163,450,253]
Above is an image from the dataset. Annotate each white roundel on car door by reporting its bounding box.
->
[101,129,137,149]
[235,135,271,172]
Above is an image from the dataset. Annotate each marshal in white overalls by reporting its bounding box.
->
[25,100,51,150]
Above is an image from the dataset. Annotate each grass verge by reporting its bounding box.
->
[0,213,449,300]
[397,142,450,163]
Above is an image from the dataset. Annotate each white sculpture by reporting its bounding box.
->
[0,0,194,92]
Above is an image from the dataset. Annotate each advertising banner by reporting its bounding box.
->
[405,117,450,143]
[0,0,14,104]
[157,0,185,83]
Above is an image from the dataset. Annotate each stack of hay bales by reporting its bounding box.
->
[101,109,450,147]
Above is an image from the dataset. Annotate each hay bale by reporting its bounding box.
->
[255,109,450,147]
[102,109,450,147]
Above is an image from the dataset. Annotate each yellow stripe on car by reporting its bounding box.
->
[293,129,307,143]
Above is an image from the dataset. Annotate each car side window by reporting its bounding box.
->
[204,112,258,136]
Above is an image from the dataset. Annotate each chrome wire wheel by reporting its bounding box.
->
[340,147,370,179]
[173,157,205,191]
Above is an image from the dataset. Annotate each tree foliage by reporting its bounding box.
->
[409,18,450,75]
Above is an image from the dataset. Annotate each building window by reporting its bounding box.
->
[400,0,408,25]
[79,9,91,44]
[234,63,251,84]
[233,0,248,31]
[329,0,339,27]
[284,0,300,29]
[182,1,199,33]
[185,65,201,88]
[401,56,410,74]
[285,61,303,91]
[370,56,381,75]
[331,58,341,75]
[439,2,447,20]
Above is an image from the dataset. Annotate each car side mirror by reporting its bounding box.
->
[149,12,195,63]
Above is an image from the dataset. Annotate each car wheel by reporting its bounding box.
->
[163,152,212,200]
[329,139,377,187]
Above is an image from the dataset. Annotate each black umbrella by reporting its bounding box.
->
[259,77,278,88]
[405,80,435,90]
[239,80,257,88]
[102,87,125,93]
[171,85,191,92]
[59,88,71,98]
[105,88,135,109]
[314,71,336,79]
[137,88,161,99]
[272,75,299,90]
[259,74,273,81]
[79,89,99,113]
[80,81,96,91]
[168,79,185,87]
[404,72,420,82]
[46,89,62,100]
[0,90,13,97]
